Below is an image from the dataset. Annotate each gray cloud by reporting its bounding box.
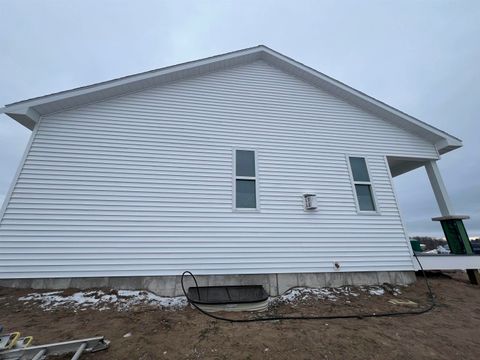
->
[1,0,479,236]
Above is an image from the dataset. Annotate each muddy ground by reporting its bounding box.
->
[1,272,480,360]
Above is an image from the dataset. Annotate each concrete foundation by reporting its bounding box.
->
[0,271,416,296]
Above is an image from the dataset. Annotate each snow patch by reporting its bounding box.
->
[367,287,385,296]
[18,289,187,311]
[273,286,360,304]
[272,284,396,305]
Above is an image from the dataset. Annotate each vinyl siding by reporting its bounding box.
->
[0,60,438,278]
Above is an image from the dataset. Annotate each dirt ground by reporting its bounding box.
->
[1,272,480,360]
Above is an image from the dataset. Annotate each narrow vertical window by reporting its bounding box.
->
[235,150,257,209]
[349,157,376,212]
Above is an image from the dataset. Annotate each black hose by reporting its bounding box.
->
[181,254,436,323]
[183,271,201,301]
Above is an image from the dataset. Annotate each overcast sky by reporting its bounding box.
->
[1,0,479,237]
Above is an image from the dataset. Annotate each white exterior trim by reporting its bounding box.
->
[1,46,462,156]
[2,47,263,111]
[0,117,42,224]
[384,155,416,267]
[425,160,454,216]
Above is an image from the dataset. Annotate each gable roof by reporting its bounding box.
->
[1,45,461,155]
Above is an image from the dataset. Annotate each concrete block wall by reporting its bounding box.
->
[0,271,416,296]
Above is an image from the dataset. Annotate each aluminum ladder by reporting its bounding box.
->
[0,335,110,360]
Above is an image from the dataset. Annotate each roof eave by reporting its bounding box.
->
[1,106,39,130]
[3,45,266,112]
[258,46,463,152]
[436,138,463,155]
[1,45,464,152]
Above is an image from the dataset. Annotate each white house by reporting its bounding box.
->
[0,46,477,295]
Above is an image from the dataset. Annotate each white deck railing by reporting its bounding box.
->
[413,254,480,271]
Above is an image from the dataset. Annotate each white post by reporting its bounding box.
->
[425,160,454,216]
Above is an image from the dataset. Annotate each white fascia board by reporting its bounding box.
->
[1,45,463,154]
[3,46,264,112]
[1,46,264,129]
[263,47,462,153]
[259,47,462,153]
[435,138,463,154]
[0,106,40,130]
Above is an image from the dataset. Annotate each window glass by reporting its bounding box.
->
[349,157,370,182]
[355,184,375,211]
[236,150,255,177]
[236,180,256,208]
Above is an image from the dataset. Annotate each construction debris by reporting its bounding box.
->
[388,299,418,306]
[0,327,109,360]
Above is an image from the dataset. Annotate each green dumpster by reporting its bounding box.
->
[410,239,422,252]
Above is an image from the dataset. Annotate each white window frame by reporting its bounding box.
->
[233,148,259,212]
[346,155,379,214]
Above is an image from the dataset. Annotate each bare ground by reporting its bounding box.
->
[1,272,480,360]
